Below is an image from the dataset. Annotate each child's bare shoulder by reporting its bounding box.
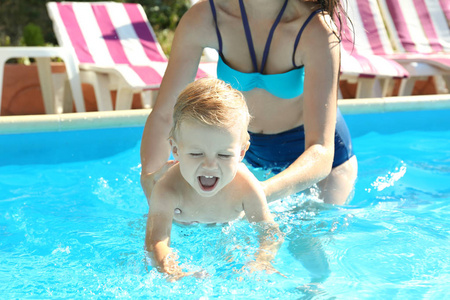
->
[232,163,264,196]
[236,163,258,179]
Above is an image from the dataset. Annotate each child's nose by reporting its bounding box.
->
[202,157,218,169]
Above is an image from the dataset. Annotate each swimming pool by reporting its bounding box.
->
[1,108,449,299]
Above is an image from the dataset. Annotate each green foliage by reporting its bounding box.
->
[134,0,190,31]
[0,0,55,46]
[22,23,45,46]
[155,29,176,56]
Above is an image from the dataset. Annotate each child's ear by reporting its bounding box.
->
[239,141,250,161]
[170,139,179,158]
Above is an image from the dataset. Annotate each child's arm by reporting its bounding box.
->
[244,196,284,271]
[241,168,284,274]
[144,183,191,281]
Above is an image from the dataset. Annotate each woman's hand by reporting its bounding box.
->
[153,160,178,182]
[141,160,179,204]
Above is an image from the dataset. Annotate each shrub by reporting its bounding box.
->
[136,0,190,31]
[22,23,45,46]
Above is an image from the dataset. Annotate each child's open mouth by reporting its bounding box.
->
[198,176,218,191]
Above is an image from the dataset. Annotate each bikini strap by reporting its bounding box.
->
[239,0,258,71]
[260,0,289,73]
[292,9,322,68]
[240,0,289,73]
[209,0,223,55]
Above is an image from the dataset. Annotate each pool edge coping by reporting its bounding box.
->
[1,94,449,134]
[0,109,152,134]
[339,94,450,115]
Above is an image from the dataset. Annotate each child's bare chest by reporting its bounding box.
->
[172,196,244,225]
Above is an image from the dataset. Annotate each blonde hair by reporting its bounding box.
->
[170,78,250,143]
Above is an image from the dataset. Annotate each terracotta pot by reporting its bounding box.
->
[1,62,143,116]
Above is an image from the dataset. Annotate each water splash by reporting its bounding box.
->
[371,162,407,191]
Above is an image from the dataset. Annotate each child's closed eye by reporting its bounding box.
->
[218,154,233,159]
[189,153,203,157]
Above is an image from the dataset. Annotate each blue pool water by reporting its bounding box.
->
[0,109,449,299]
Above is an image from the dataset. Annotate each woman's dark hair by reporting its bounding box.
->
[316,0,341,19]
[306,0,351,41]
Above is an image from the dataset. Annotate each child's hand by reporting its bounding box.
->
[166,270,194,282]
[166,269,208,282]
[162,255,208,282]
[243,260,287,278]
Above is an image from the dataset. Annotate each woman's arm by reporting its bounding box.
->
[140,3,215,201]
[263,15,341,202]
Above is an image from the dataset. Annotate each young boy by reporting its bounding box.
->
[144,78,283,281]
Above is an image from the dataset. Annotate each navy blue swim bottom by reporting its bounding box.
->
[245,110,354,172]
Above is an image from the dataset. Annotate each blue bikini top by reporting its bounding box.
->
[209,0,321,99]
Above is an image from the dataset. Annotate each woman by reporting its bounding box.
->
[140,0,357,205]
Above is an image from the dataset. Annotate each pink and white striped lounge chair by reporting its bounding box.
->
[46,2,216,111]
[338,0,409,98]
[377,0,450,95]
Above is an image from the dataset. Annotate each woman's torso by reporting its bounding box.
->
[199,0,322,134]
